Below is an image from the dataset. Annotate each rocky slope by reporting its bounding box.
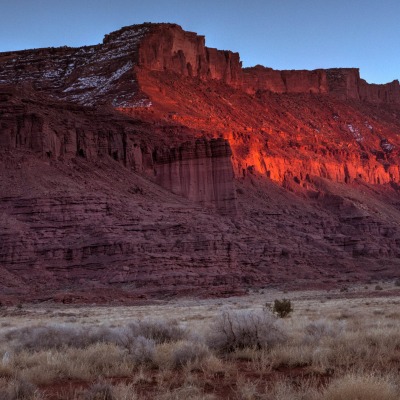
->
[1,23,400,303]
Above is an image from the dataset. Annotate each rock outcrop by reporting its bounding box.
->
[1,23,399,105]
[1,23,400,303]
[242,66,329,94]
[243,66,400,104]
[0,23,242,107]
[136,24,242,87]
[0,86,237,214]
[0,25,153,107]
[153,138,237,215]
[0,86,145,165]
[326,68,400,104]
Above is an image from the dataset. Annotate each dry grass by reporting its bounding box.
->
[321,373,399,400]
[0,287,399,399]
[0,377,43,400]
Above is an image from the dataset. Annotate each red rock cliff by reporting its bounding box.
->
[1,23,399,105]
[326,68,400,104]
[153,138,237,215]
[136,24,242,87]
[2,23,400,302]
[242,65,328,94]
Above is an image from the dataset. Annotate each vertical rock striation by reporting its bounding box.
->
[137,24,242,87]
[153,138,237,215]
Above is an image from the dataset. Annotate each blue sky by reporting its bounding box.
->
[1,0,399,84]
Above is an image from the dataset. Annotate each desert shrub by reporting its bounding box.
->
[0,378,40,400]
[152,341,210,371]
[321,373,398,400]
[5,319,185,352]
[266,380,320,400]
[303,319,345,343]
[206,310,286,353]
[13,343,131,384]
[0,353,13,379]
[394,279,400,287]
[134,320,186,344]
[112,383,138,400]
[5,324,97,351]
[235,377,262,400]
[113,319,186,350]
[85,326,122,346]
[272,299,293,318]
[375,285,383,291]
[170,340,210,367]
[80,343,129,377]
[130,336,155,365]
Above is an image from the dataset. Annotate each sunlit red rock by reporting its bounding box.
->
[1,23,400,303]
[242,66,328,94]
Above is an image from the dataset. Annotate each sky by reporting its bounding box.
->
[1,0,399,84]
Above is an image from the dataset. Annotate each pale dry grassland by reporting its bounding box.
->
[0,283,399,399]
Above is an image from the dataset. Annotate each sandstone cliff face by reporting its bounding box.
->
[2,23,400,302]
[0,86,237,215]
[242,66,328,94]
[0,153,246,302]
[2,24,399,192]
[234,152,400,186]
[242,66,400,104]
[326,68,400,104]
[133,66,400,188]
[153,138,237,215]
[2,144,400,303]
[0,87,144,168]
[137,24,242,87]
[0,23,242,107]
[359,79,400,104]
[1,23,399,105]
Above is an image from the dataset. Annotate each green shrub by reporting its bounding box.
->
[272,299,293,318]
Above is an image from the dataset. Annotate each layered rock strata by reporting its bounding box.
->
[135,24,242,87]
[0,23,242,107]
[153,138,237,215]
[1,23,400,302]
[326,68,400,103]
[0,87,237,213]
[1,23,399,106]
[242,66,329,94]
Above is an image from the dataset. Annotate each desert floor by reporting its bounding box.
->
[1,282,400,399]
